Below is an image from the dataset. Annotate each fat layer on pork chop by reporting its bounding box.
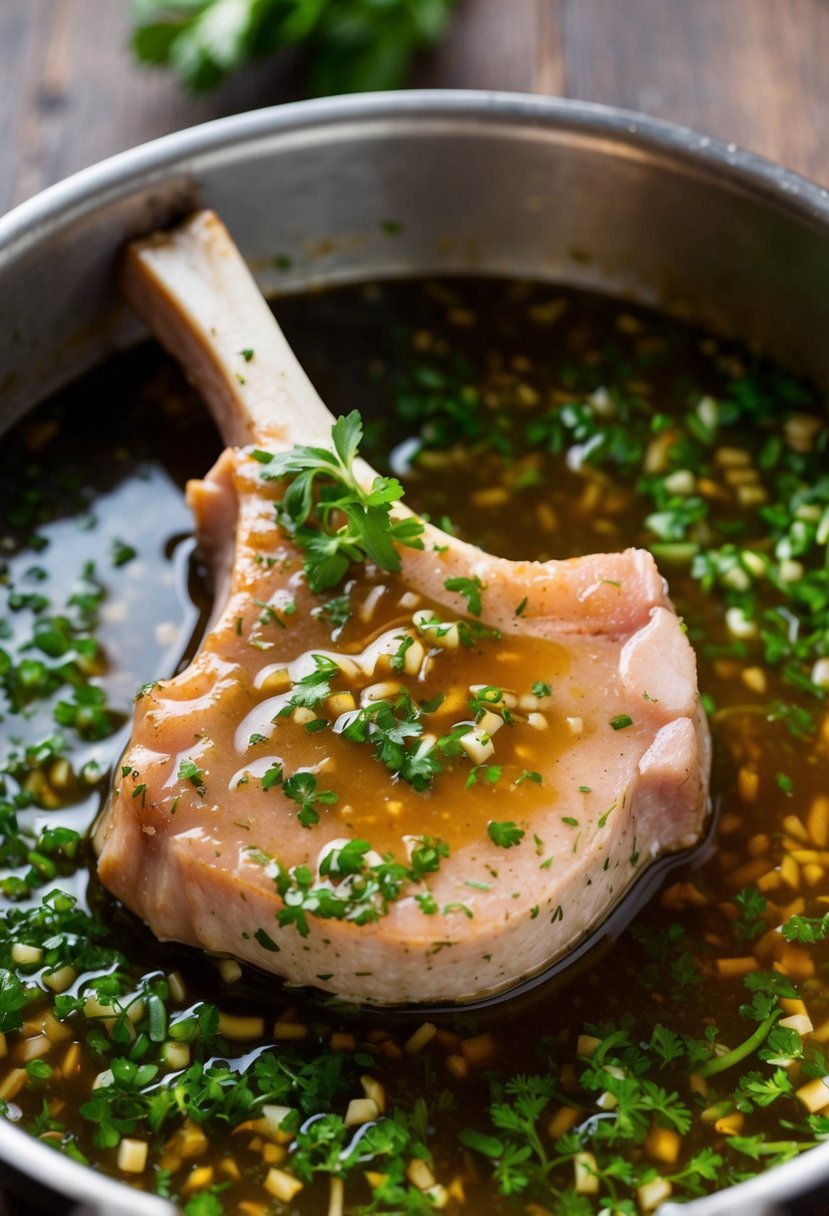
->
[94,212,711,1006]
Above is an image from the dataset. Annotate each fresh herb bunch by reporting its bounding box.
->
[131,0,458,94]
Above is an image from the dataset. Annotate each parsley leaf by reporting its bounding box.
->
[340,692,445,791]
[282,654,339,711]
[734,885,768,942]
[781,912,829,943]
[255,412,424,592]
[177,758,206,799]
[110,538,137,567]
[443,575,485,617]
[282,771,338,829]
[311,592,351,634]
[488,821,525,849]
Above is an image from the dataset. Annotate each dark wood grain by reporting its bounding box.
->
[0,4,827,1212]
[562,0,829,184]
[0,0,560,214]
[415,0,564,93]
[0,0,305,214]
[4,0,829,218]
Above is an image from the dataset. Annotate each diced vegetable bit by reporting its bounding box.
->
[5,277,829,1215]
[117,1137,148,1173]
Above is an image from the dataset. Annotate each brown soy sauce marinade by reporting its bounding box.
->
[0,279,828,1215]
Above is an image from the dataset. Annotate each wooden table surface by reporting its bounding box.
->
[2,0,829,219]
[0,4,827,1212]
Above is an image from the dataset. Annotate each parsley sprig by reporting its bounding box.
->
[782,912,829,943]
[259,764,338,829]
[339,688,498,792]
[253,412,424,592]
[279,653,339,713]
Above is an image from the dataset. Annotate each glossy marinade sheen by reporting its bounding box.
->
[93,215,707,1007]
[94,438,706,1005]
[1,278,828,1215]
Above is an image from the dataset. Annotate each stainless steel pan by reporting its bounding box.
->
[1,90,827,1216]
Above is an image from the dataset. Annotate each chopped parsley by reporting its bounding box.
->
[487,821,525,849]
[443,575,485,617]
[466,764,502,788]
[110,538,137,567]
[781,912,829,944]
[515,769,542,786]
[311,592,351,633]
[261,763,283,791]
[260,764,337,827]
[414,611,501,648]
[390,634,415,673]
[177,758,206,799]
[252,835,449,935]
[253,411,425,591]
[280,654,339,712]
[340,692,440,791]
[282,771,338,828]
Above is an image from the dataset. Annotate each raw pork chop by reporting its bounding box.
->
[94,212,711,1006]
